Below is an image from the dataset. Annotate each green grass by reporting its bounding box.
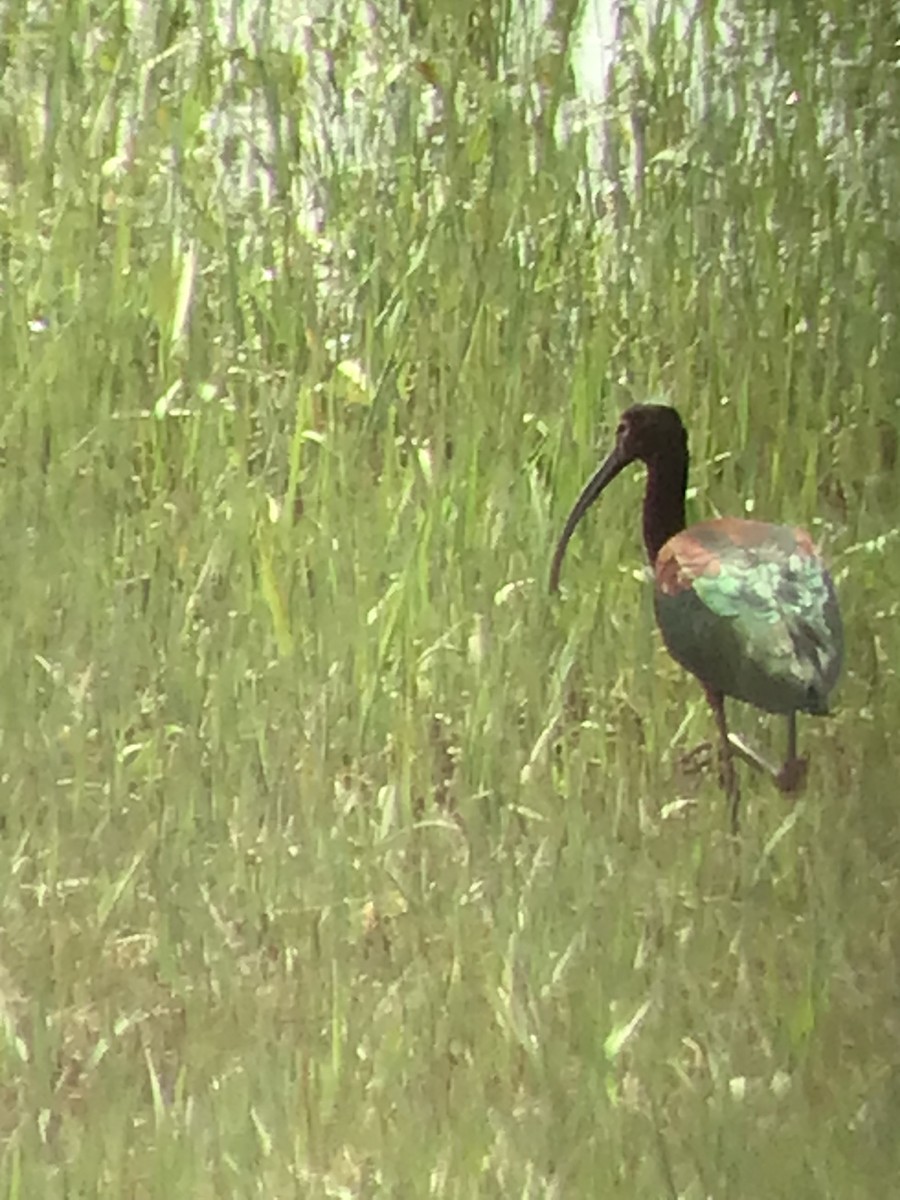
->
[0,1,899,1195]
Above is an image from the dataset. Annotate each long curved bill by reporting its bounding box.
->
[549,444,629,593]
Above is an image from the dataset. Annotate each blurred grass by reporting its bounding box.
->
[0,0,898,1195]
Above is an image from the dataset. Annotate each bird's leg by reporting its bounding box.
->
[705,688,740,833]
[774,712,808,794]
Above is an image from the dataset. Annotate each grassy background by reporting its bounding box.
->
[1,1,898,1195]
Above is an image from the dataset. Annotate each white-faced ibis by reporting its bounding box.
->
[549,404,843,831]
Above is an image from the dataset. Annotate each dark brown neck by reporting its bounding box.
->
[643,450,688,563]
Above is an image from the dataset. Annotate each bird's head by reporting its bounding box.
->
[548,404,688,592]
[610,404,687,466]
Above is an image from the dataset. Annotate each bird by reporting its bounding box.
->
[549,403,843,831]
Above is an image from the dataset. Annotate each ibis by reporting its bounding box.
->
[549,404,843,831]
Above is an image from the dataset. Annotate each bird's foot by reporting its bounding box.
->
[775,756,809,796]
[729,733,809,795]
[727,732,777,777]
[674,739,740,831]
[676,740,715,777]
